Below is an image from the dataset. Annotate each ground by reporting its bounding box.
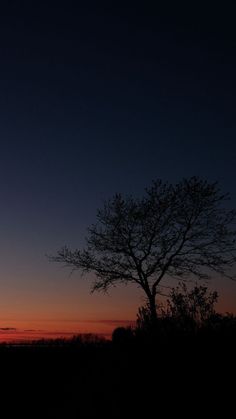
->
[0,336,234,418]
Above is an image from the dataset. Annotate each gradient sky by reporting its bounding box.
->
[0,2,236,341]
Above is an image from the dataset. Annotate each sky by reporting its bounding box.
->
[0,2,236,341]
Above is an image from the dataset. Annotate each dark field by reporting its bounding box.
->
[0,335,235,418]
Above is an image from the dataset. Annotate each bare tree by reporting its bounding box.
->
[50,177,236,323]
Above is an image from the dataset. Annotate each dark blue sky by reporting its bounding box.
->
[0,2,236,333]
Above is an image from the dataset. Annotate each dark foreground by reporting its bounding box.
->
[0,335,235,418]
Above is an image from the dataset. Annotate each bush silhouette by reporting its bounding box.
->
[112,327,134,345]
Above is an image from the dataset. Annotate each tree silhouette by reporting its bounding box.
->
[51,177,236,323]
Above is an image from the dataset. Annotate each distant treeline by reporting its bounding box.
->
[0,333,107,348]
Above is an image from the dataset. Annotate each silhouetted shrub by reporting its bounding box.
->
[166,283,218,334]
[112,327,134,346]
[134,283,233,343]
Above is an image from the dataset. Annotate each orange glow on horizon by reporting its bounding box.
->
[0,319,136,343]
[0,273,235,344]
